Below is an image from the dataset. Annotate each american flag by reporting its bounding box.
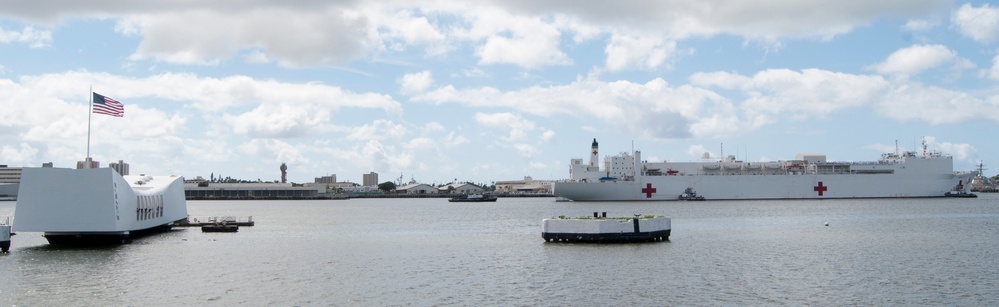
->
[92,92,124,117]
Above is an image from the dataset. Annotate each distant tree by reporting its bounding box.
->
[378,181,396,193]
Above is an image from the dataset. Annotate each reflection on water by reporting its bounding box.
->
[1,195,998,305]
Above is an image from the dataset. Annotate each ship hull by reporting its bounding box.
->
[13,167,188,244]
[555,172,975,201]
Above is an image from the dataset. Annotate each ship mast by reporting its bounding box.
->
[921,137,927,158]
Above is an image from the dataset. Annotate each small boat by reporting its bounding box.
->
[448,194,498,202]
[677,187,705,201]
[1,218,14,252]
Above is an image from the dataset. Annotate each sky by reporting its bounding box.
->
[1,1,998,185]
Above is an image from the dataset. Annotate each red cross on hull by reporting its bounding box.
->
[813,181,828,196]
[641,183,657,198]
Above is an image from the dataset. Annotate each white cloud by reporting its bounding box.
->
[691,68,999,126]
[605,34,677,71]
[876,84,999,124]
[952,3,999,43]
[118,7,373,67]
[469,8,571,68]
[373,9,447,54]
[990,53,999,80]
[238,139,308,166]
[868,44,959,76]
[0,0,950,72]
[903,19,939,32]
[224,104,330,138]
[1,143,39,164]
[687,145,714,160]
[0,26,51,48]
[541,130,556,142]
[529,161,547,169]
[421,122,445,133]
[243,50,271,64]
[357,139,413,175]
[399,70,434,95]
[406,137,436,150]
[443,132,469,148]
[513,143,537,158]
[0,71,404,172]
[923,136,977,162]
[345,120,408,141]
[474,112,536,141]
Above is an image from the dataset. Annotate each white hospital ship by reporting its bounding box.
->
[14,167,188,244]
[553,139,976,201]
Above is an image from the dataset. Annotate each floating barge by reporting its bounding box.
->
[542,212,670,243]
[448,194,498,202]
[201,223,238,233]
[174,216,254,227]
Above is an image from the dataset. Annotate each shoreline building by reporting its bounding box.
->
[109,160,130,176]
[363,172,378,186]
[184,182,322,199]
[76,157,99,169]
[396,183,437,195]
[438,183,484,195]
[495,176,553,194]
[0,165,22,198]
[315,175,336,184]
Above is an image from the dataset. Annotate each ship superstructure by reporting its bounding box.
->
[554,139,975,201]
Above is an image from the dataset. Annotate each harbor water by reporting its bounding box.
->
[1,195,998,305]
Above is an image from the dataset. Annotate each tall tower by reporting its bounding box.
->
[280,163,288,183]
[589,138,599,167]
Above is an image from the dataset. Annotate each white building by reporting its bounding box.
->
[438,183,483,194]
[397,183,437,195]
[0,165,21,184]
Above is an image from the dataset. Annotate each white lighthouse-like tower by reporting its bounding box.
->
[589,138,599,167]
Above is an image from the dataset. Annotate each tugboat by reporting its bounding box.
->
[677,187,705,201]
[944,180,977,198]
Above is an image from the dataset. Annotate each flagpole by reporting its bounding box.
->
[86,86,93,168]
